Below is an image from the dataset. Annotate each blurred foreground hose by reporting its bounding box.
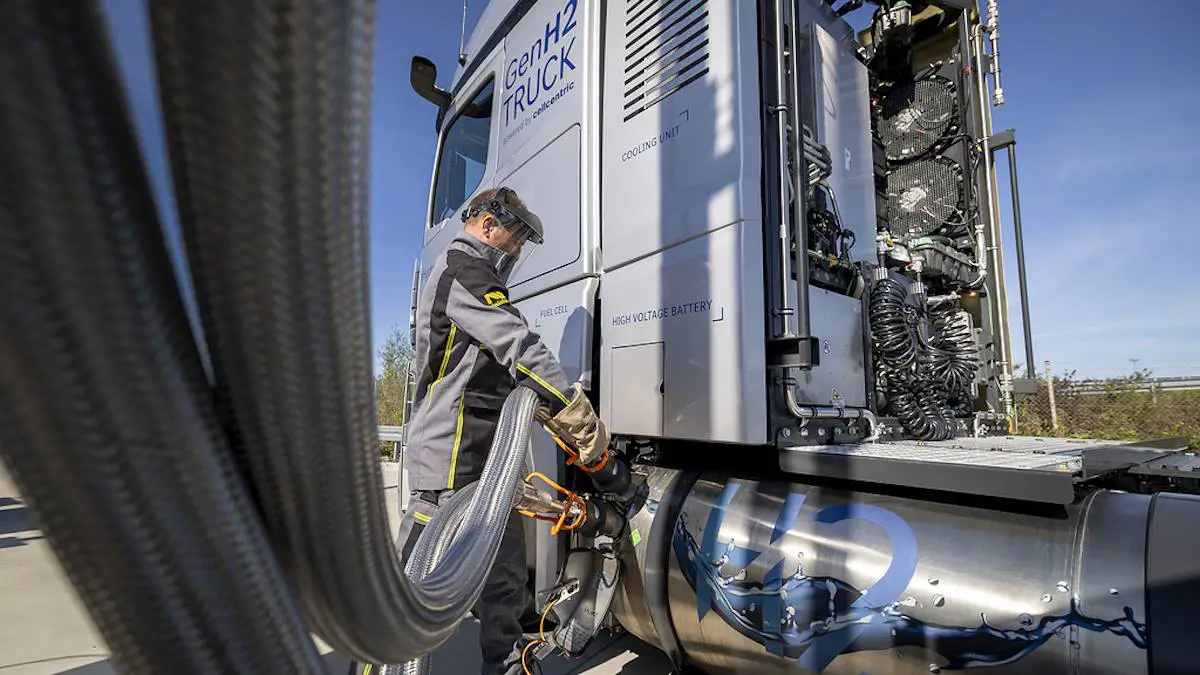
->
[0,0,540,669]
[0,1,326,672]
[151,0,539,665]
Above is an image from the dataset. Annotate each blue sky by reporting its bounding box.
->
[102,1,1198,380]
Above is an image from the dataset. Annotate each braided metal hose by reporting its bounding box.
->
[148,0,555,662]
[3,0,548,669]
[0,2,325,672]
[395,483,480,675]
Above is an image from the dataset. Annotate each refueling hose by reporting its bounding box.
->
[0,2,325,672]
[397,482,481,675]
[1,0,554,671]
[153,0,557,663]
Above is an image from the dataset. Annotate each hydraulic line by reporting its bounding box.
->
[770,0,799,340]
[785,0,814,357]
[0,2,325,672]
[783,387,880,439]
[972,26,1014,424]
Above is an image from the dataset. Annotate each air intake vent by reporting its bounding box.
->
[622,0,710,122]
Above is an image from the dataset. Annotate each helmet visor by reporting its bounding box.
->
[461,189,545,245]
[497,203,543,245]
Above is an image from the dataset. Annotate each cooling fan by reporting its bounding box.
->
[886,155,965,238]
[877,75,958,162]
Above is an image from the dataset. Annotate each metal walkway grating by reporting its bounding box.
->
[1130,451,1200,478]
[774,435,1140,504]
[923,435,1125,457]
[803,441,1082,472]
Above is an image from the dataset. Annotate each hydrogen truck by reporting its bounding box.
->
[404,0,1200,673]
[2,0,1198,673]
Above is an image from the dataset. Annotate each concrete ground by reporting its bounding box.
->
[0,463,675,674]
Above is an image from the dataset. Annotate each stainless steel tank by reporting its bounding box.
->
[612,467,1200,674]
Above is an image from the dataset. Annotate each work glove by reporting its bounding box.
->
[536,382,610,465]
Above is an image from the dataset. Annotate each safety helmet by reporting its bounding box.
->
[460,186,544,245]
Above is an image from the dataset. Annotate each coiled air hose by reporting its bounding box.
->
[868,276,958,441]
[927,303,980,399]
[868,277,919,370]
[2,0,552,670]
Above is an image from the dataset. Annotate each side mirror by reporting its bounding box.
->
[410,56,452,111]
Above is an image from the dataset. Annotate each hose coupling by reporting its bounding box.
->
[516,473,587,536]
[515,475,628,539]
[551,435,647,513]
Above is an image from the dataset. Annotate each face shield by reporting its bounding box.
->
[461,187,544,278]
[462,188,543,243]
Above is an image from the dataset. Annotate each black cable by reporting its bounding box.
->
[562,637,625,675]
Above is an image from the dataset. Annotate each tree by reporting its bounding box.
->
[375,324,415,455]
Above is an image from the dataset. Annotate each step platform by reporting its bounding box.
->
[779,435,1152,505]
[1129,450,1200,480]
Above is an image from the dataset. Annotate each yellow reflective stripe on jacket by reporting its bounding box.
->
[412,511,431,524]
[516,363,570,406]
[447,395,466,489]
[431,323,458,390]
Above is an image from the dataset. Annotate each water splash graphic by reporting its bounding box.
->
[673,513,1147,671]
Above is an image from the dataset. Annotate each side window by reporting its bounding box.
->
[430,78,495,225]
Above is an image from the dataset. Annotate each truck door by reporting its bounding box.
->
[491,0,590,296]
[417,0,594,598]
[421,0,590,296]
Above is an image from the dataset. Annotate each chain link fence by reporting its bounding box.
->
[1012,368,1199,449]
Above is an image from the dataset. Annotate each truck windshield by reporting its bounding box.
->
[430,78,495,224]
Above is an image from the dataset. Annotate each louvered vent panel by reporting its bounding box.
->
[622,0,710,122]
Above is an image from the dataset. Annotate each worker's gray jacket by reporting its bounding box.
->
[407,231,572,491]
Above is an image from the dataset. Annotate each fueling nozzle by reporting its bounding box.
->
[516,473,586,536]
[515,473,627,539]
[549,435,647,514]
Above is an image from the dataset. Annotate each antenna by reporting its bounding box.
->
[458,0,469,66]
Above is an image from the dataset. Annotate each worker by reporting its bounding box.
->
[398,186,609,674]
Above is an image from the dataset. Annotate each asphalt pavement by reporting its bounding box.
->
[0,463,674,674]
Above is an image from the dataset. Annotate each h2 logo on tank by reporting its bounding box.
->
[682,484,918,672]
[672,483,1147,672]
[501,0,579,145]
